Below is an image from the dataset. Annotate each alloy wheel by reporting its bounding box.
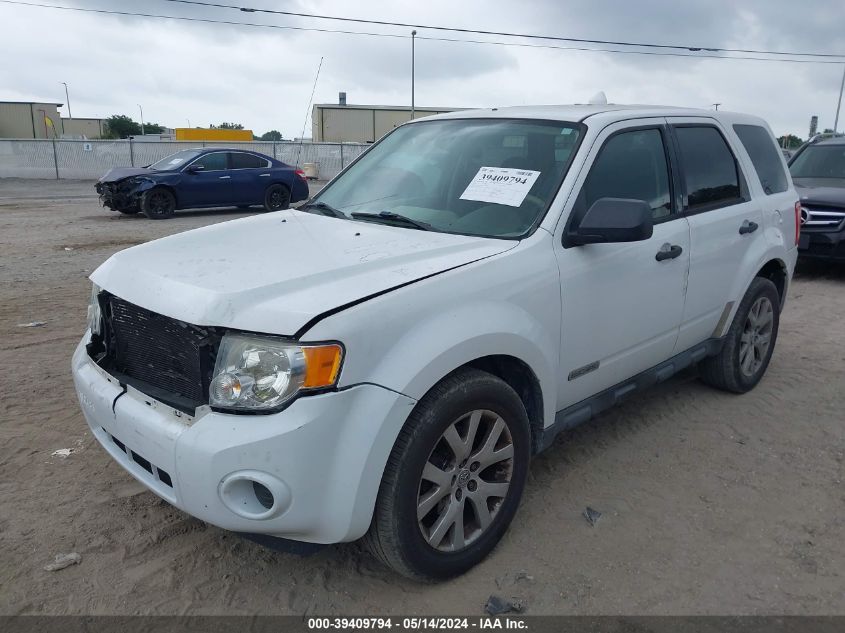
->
[416,409,514,552]
[739,296,774,377]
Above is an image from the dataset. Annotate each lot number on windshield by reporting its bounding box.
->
[460,166,541,207]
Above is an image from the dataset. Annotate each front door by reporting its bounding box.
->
[554,120,691,410]
[180,151,233,207]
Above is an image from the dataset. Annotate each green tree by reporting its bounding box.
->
[777,134,804,149]
[210,122,245,130]
[260,130,283,141]
[104,114,141,138]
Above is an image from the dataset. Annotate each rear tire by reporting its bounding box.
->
[140,187,176,220]
[699,277,780,393]
[365,368,530,580]
[264,184,290,211]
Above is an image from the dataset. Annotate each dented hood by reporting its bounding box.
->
[91,210,516,336]
[97,167,155,183]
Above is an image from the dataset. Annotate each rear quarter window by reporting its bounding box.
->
[733,124,789,195]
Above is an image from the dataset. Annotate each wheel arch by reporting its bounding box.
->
[140,182,180,209]
[755,257,788,309]
[461,355,545,453]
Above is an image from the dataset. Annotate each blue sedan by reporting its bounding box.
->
[95,148,310,219]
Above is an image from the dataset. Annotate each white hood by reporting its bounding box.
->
[91,210,516,336]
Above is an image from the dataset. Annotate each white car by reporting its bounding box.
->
[73,105,799,579]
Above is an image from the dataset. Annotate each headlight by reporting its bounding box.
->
[87,284,102,336]
[209,333,343,411]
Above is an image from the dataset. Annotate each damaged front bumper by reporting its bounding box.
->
[95,178,152,212]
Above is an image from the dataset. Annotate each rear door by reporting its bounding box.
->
[179,151,233,207]
[555,120,691,408]
[667,118,764,350]
[228,152,273,205]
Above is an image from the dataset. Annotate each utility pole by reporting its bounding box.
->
[834,64,845,134]
[411,30,417,120]
[138,104,145,136]
[61,82,72,119]
[712,103,721,111]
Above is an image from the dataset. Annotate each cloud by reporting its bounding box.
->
[0,0,843,137]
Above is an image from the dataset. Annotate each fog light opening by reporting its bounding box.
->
[218,471,292,520]
[252,481,275,510]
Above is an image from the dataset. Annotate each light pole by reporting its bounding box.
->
[411,30,417,120]
[61,82,72,119]
[138,104,145,136]
[834,64,845,134]
[187,118,191,128]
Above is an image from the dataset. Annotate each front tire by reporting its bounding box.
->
[365,368,530,580]
[140,187,176,220]
[699,277,780,393]
[264,184,290,211]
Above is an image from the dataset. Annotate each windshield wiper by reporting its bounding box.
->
[299,201,347,218]
[350,211,432,231]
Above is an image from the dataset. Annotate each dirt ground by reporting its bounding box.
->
[0,178,843,616]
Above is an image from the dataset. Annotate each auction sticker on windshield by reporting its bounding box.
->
[460,166,541,207]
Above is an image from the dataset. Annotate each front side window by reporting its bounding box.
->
[733,124,789,195]
[674,126,742,211]
[190,152,228,171]
[310,119,583,238]
[578,128,672,221]
[789,144,845,181]
[230,152,269,169]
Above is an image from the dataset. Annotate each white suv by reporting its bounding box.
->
[72,105,799,579]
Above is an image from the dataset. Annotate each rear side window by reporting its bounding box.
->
[733,124,789,194]
[581,128,672,220]
[230,152,269,169]
[674,126,742,211]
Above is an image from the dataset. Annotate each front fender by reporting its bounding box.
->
[305,241,562,431]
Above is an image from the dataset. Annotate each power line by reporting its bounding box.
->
[160,0,845,60]
[1,0,844,65]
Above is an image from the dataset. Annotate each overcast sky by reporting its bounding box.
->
[1,0,844,139]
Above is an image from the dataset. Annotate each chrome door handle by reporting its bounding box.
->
[218,176,231,179]
[655,243,683,261]
[259,173,271,177]
[739,220,758,235]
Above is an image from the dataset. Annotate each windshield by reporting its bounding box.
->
[789,145,845,180]
[311,118,582,238]
[149,149,203,171]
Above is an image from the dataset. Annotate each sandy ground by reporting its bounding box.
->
[0,178,843,616]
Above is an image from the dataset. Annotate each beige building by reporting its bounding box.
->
[0,101,64,138]
[60,117,106,139]
[0,101,107,139]
[312,101,464,143]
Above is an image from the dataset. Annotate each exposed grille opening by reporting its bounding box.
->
[111,434,126,453]
[131,450,153,474]
[94,294,221,412]
[106,430,174,488]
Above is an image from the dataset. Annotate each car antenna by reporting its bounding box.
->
[296,56,324,170]
[588,91,608,105]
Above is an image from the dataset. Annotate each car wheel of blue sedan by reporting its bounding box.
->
[141,187,176,220]
[264,184,290,212]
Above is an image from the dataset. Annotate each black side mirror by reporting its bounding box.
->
[186,163,205,173]
[567,197,654,246]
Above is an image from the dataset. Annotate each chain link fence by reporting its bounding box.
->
[0,139,369,180]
